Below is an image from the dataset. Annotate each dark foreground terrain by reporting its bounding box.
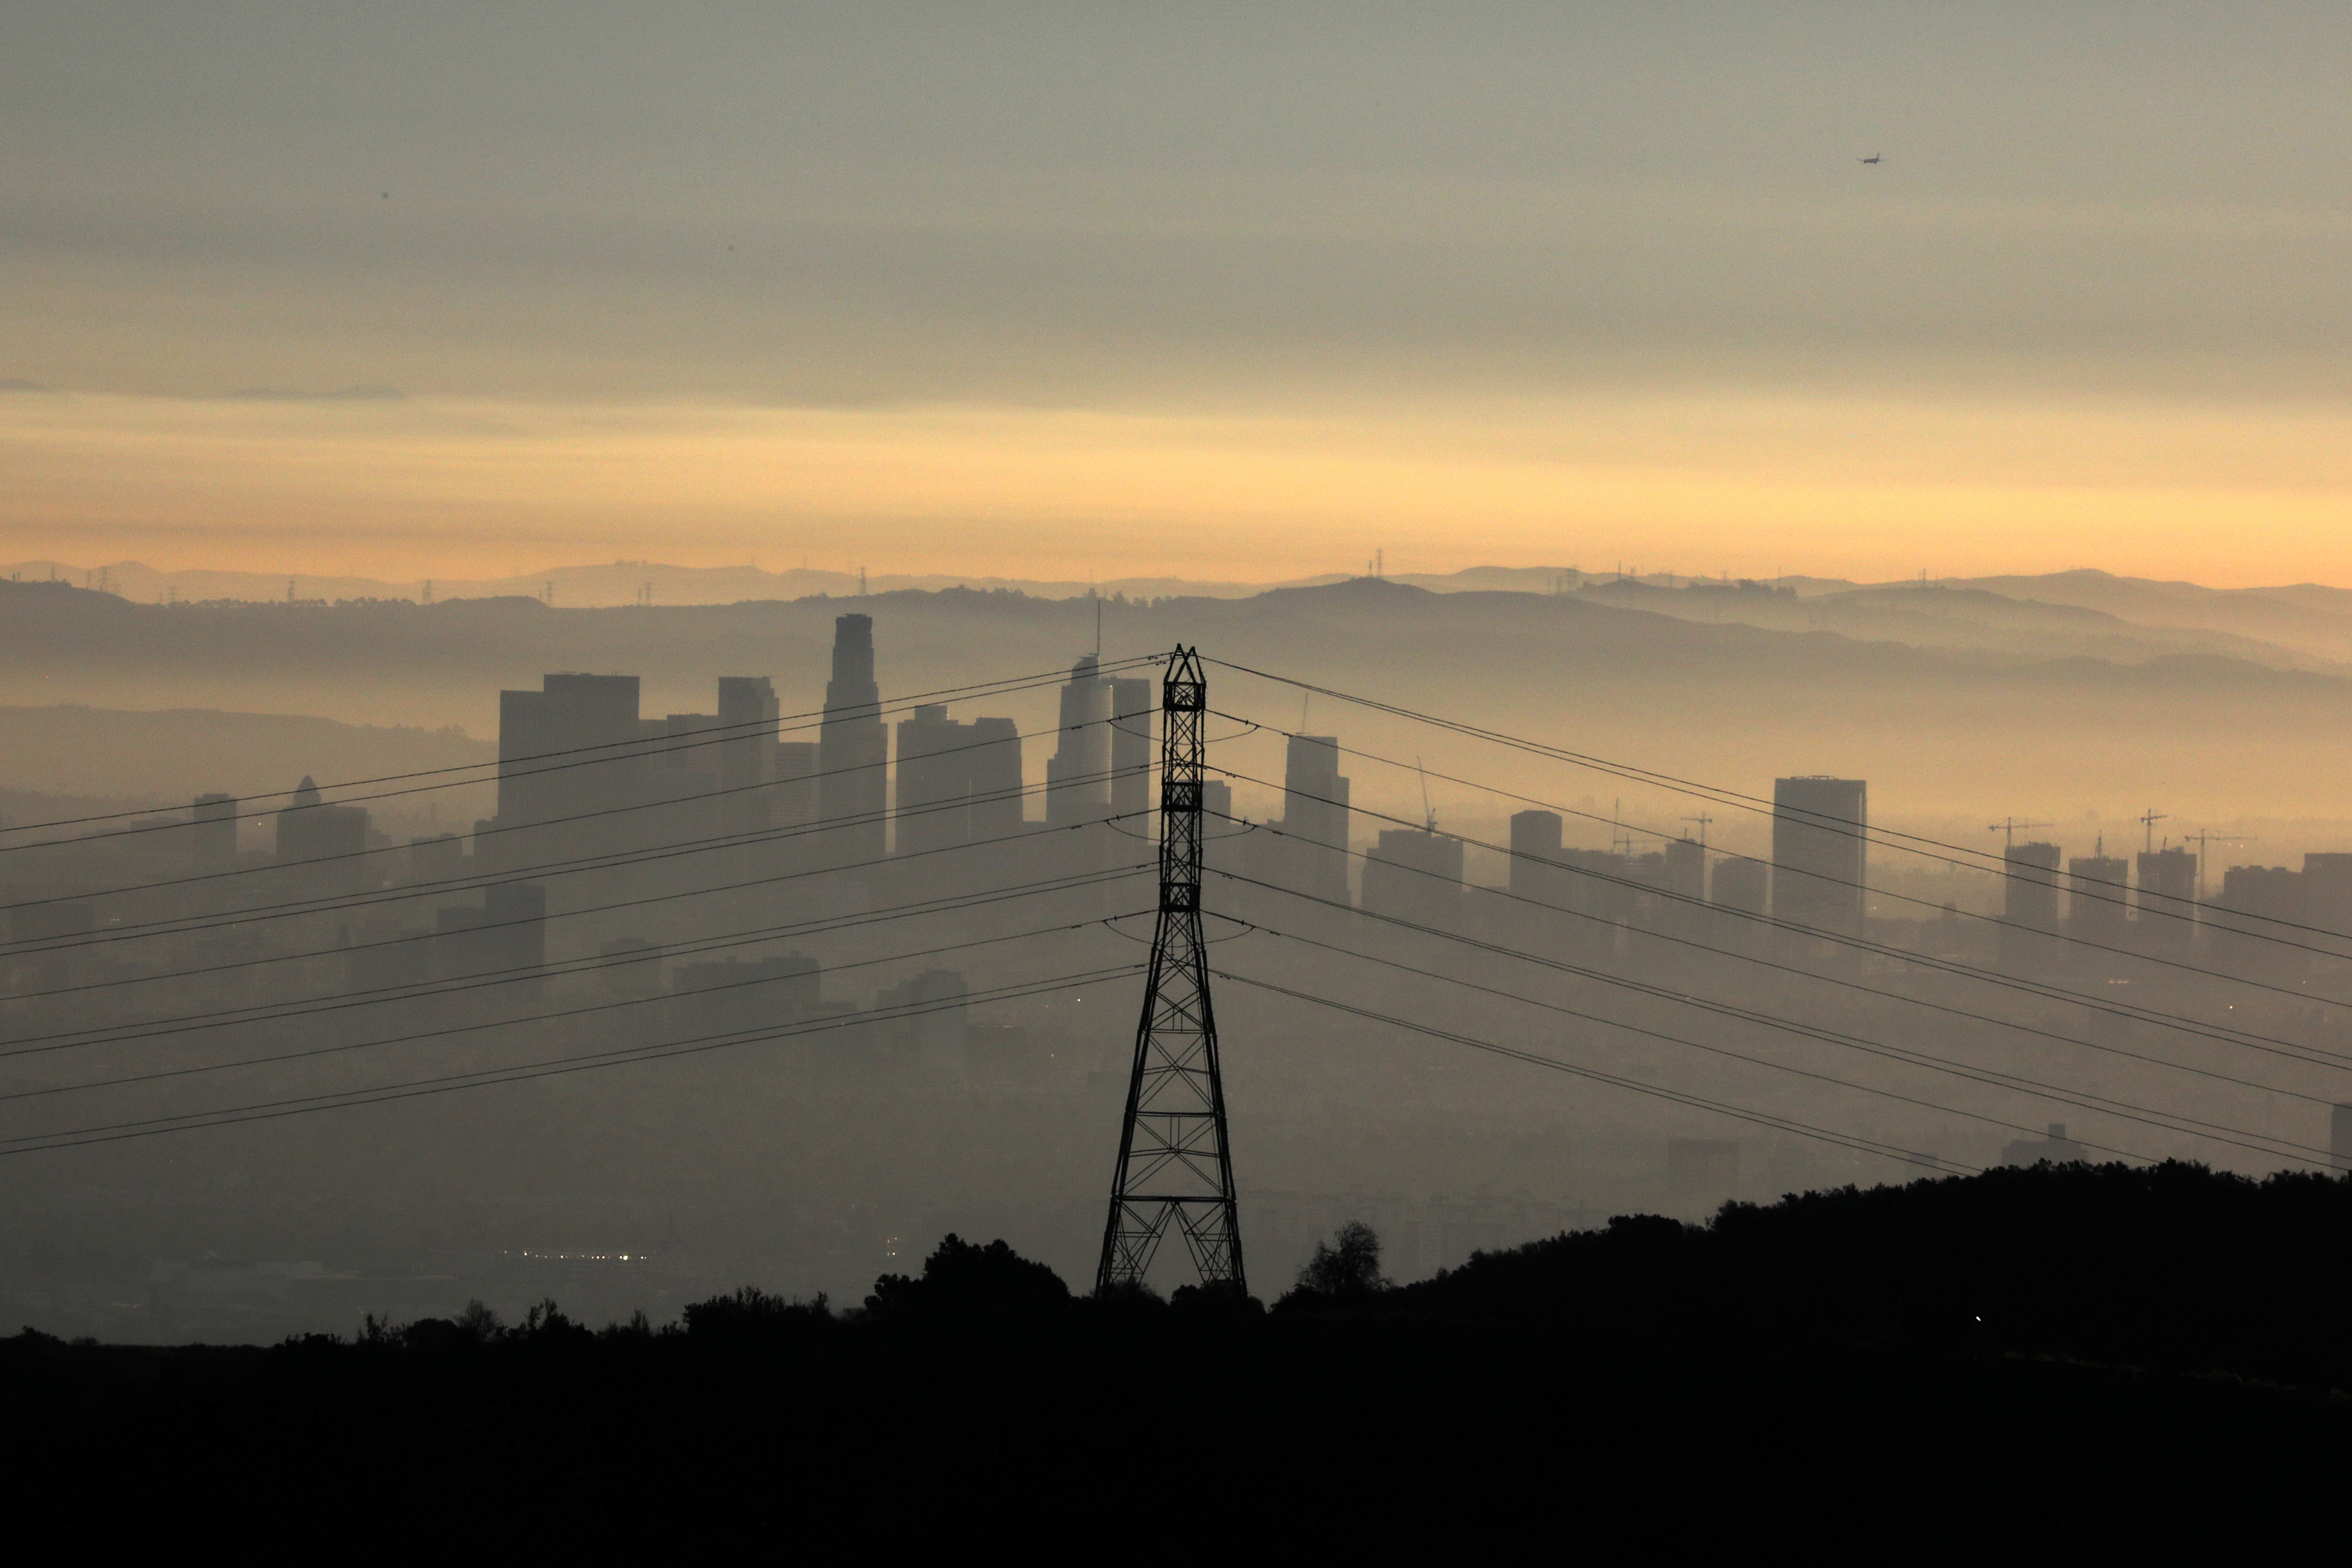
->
[8,1161,2348,1551]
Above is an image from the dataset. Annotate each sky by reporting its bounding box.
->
[5,2,2351,585]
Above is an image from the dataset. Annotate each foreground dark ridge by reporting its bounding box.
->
[5,1162,2349,1546]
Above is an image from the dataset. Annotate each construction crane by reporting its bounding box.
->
[1682,813,1715,848]
[2138,808,2170,853]
[2181,829,2257,904]
[1416,757,1437,833]
[1988,817,2054,849]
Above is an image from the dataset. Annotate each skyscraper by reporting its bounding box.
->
[818,614,888,862]
[1771,777,1867,935]
[2066,850,2131,949]
[1279,735,1351,905]
[275,776,370,895]
[191,792,238,868]
[1509,809,1565,906]
[1361,827,1464,928]
[2000,840,2063,972]
[2135,845,2197,960]
[490,673,645,872]
[894,705,1025,858]
[1109,675,1154,823]
[1046,655,1113,827]
[715,675,780,832]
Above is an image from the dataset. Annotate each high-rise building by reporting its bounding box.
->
[192,792,238,868]
[2065,851,2131,948]
[497,674,643,830]
[2134,846,2197,960]
[894,706,1025,858]
[1509,810,1565,906]
[715,675,780,831]
[1665,837,1707,904]
[1361,827,1464,928]
[2302,853,2352,966]
[2210,864,2303,984]
[1109,675,1154,823]
[1279,735,1351,905]
[773,741,820,830]
[275,776,370,894]
[2000,841,2063,972]
[818,614,888,860]
[967,718,1023,840]
[1772,777,1867,935]
[1046,655,1114,827]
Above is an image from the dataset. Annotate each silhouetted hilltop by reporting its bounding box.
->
[1381,1161,2352,1389]
[0,704,490,811]
[4,1163,2347,1548]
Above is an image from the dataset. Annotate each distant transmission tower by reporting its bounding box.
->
[1097,645,1245,1296]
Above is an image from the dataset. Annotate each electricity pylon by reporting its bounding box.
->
[1096,646,1245,1295]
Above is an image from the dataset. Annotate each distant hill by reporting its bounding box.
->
[0,701,492,821]
[5,574,2350,828]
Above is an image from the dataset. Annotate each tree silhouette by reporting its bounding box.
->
[1296,1221,1390,1300]
[866,1234,1069,1318]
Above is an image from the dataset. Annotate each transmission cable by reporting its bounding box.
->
[1220,877,2330,1166]
[1215,968,1981,1177]
[4,696,1144,923]
[2,861,1149,1067]
[0,654,1159,848]
[0,896,1152,1107]
[0,963,1142,1158]
[1212,764,2352,1070]
[1203,657,2342,948]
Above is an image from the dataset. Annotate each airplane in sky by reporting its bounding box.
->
[1859,152,1882,164]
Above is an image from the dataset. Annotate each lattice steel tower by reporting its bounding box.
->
[1096,647,1245,1294]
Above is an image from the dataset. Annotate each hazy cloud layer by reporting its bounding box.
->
[5,4,2350,578]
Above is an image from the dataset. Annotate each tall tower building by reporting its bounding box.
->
[1771,777,1867,935]
[1279,735,1351,905]
[192,793,238,868]
[1999,841,2063,972]
[1109,675,1155,822]
[1046,655,1113,827]
[2066,850,2131,949]
[893,705,1020,858]
[818,614,888,862]
[496,674,643,835]
[1509,810,1565,905]
[2134,845,2197,961]
[714,675,780,832]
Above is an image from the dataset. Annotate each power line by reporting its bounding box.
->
[1211,765,2351,1067]
[1213,969,1980,1178]
[1217,877,2332,1166]
[5,688,1145,920]
[0,964,1141,1158]
[3,758,1143,969]
[1,862,1149,1067]
[1218,711,2352,981]
[2,896,1151,1108]
[0,655,1158,849]
[1202,657,2346,947]
[1209,853,2347,1106]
